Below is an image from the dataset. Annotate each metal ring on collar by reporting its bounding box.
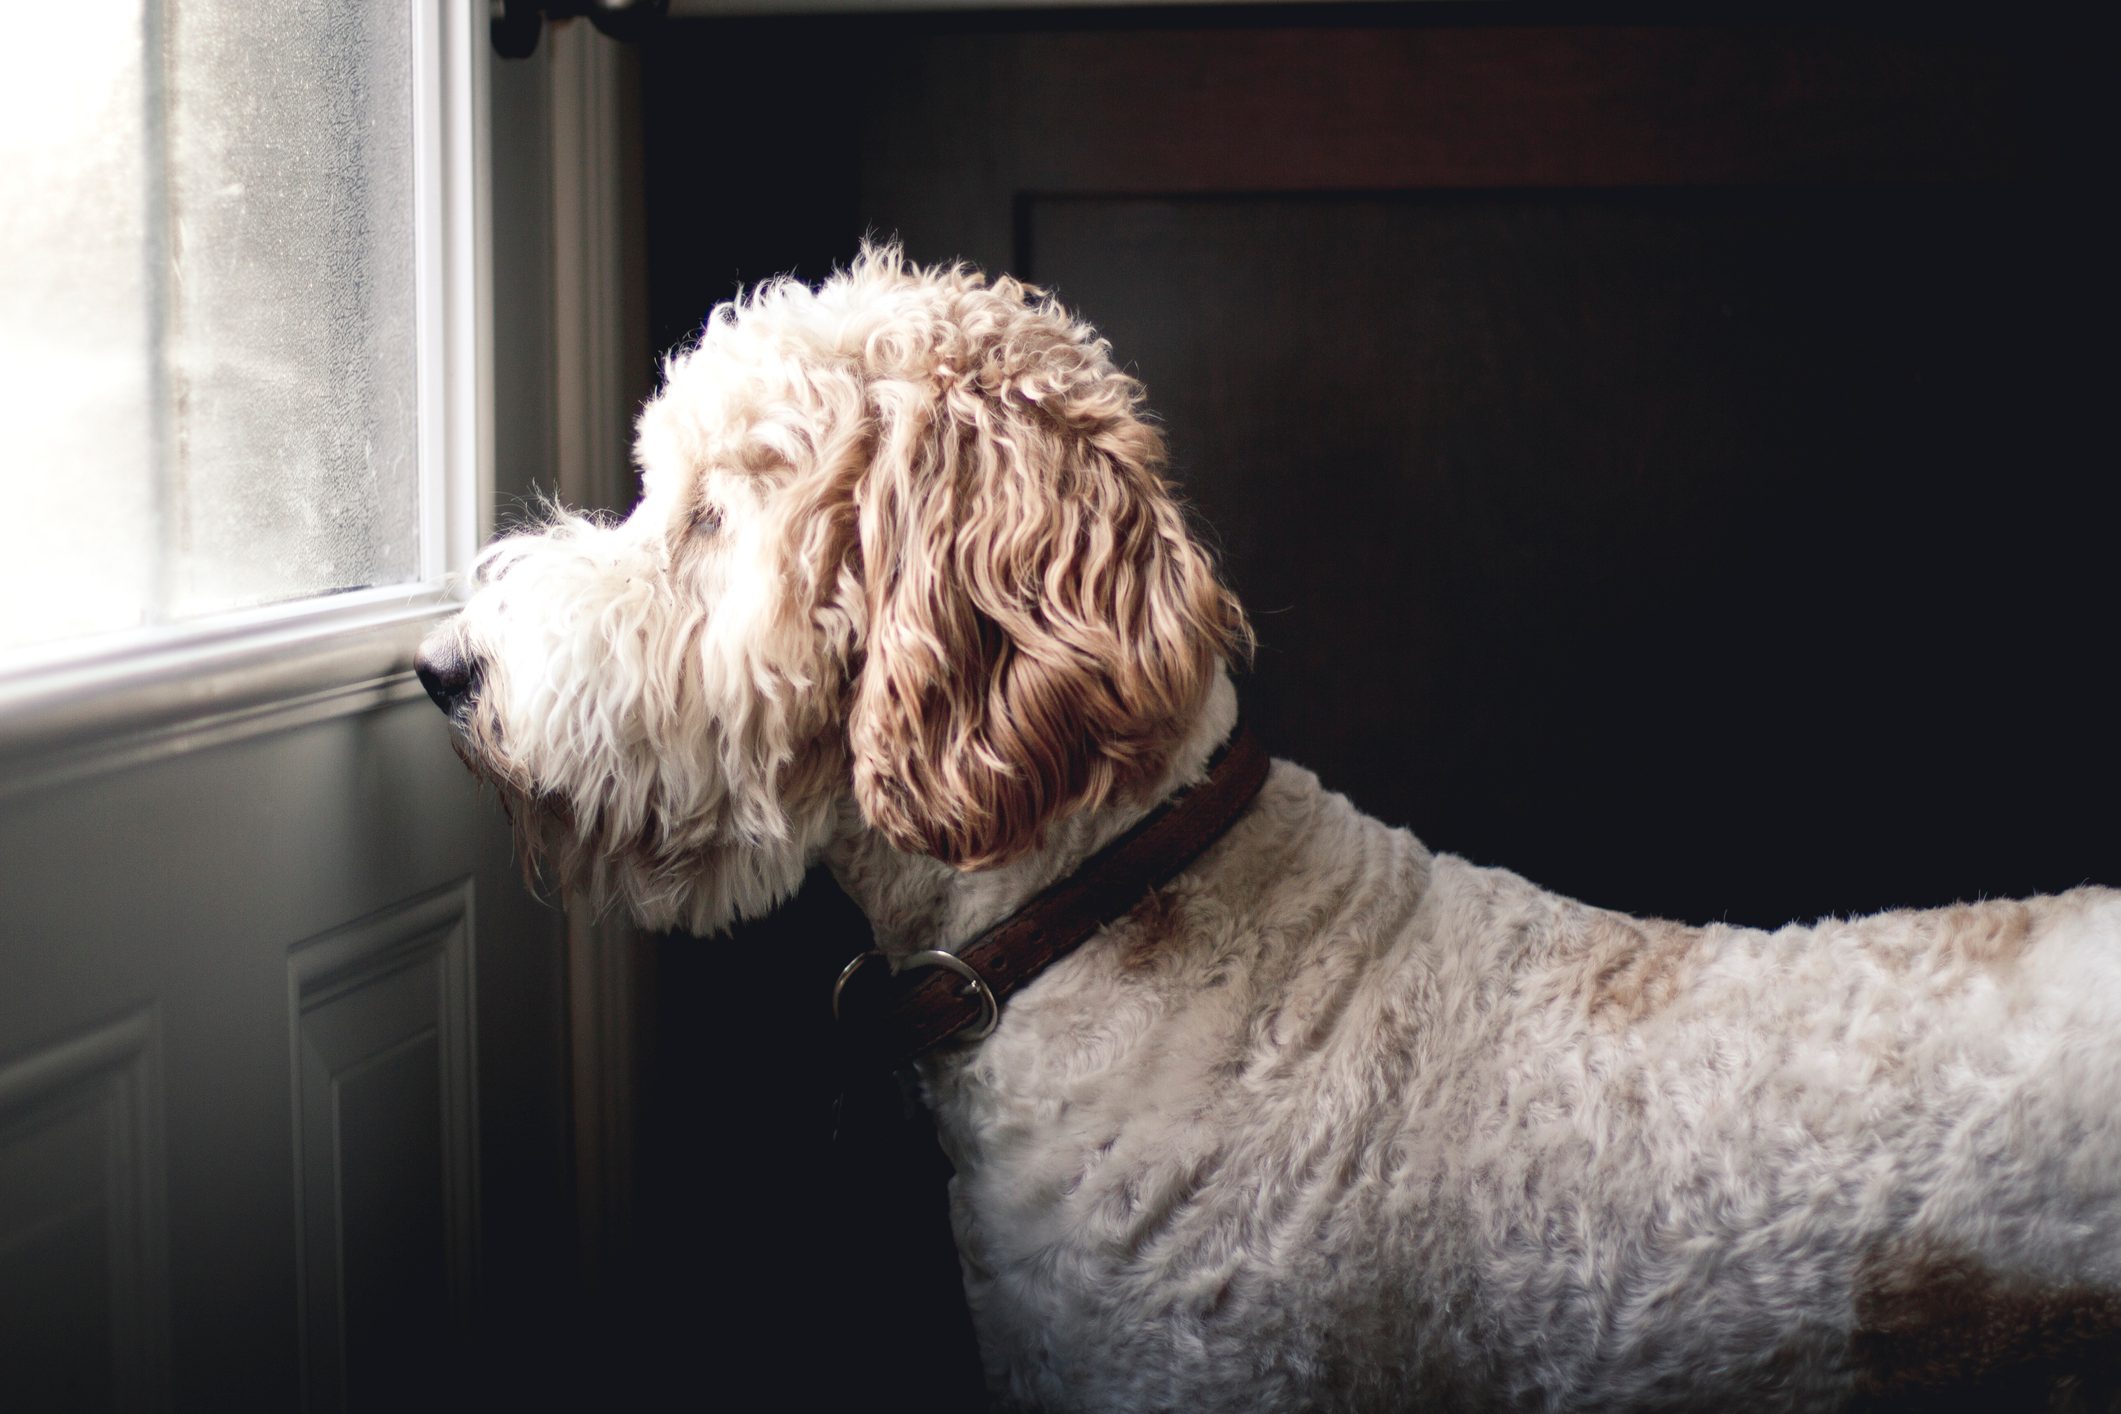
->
[829,946,1001,1044]
[831,948,888,1025]
[901,948,1001,1043]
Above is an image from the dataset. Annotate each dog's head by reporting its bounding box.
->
[417,246,1247,933]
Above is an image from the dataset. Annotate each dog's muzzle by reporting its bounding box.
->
[414,636,478,718]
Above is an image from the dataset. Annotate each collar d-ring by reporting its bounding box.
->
[899,950,1000,1042]
[831,948,887,1026]
[833,947,1001,1044]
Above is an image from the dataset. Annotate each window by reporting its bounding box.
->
[0,2,478,665]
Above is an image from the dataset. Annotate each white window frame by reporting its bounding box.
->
[0,1,491,796]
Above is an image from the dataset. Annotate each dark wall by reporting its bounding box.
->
[643,8,2114,928]
[1031,185,2110,925]
[629,9,2114,1404]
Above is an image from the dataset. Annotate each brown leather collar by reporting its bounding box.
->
[832,723,1271,1071]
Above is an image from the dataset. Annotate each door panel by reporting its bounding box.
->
[0,1008,161,1413]
[0,25,575,1414]
[0,694,567,1410]
[290,882,476,1414]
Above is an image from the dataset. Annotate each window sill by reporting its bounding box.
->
[0,586,464,797]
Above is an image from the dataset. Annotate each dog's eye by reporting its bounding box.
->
[690,504,723,537]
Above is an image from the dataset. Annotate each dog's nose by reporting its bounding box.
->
[414,639,478,717]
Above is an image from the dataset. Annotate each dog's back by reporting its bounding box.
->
[930,760,2121,1411]
[425,249,2117,1412]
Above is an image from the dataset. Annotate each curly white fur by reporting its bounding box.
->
[422,248,2121,1410]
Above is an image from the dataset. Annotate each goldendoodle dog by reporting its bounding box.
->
[416,247,2121,1411]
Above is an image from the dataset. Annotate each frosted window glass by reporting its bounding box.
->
[0,7,158,649]
[0,1,421,656]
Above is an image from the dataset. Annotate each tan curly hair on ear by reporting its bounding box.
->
[825,249,1250,870]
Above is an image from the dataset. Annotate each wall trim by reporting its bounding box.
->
[549,20,647,516]
[0,1006,171,1414]
[0,597,451,801]
[287,880,480,1414]
[547,18,650,1278]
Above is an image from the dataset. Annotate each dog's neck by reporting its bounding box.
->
[824,671,1241,963]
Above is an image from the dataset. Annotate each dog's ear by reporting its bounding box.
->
[845,279,1247,870]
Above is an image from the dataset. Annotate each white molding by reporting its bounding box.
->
[566,901,644,1279]
[0,590,459,798]
[472,10,498,551]
[413,0,449,581]
[415,0,492,577]
[547,21,647,1279]
[548,20,640,516]
[287,881,480,1414]
[0,1006,170,1414]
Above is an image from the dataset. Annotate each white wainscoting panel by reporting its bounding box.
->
[286,881,478,1414]
[0,1007,169,1413]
